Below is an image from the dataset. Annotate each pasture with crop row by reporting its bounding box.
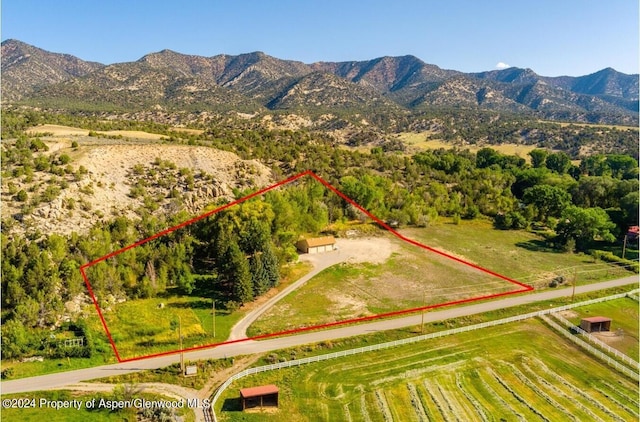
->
[218,318,639,421]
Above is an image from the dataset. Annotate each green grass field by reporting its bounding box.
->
[94,295,236,359]
[567,297,639,360]
[218,318,640,421]
[86,262,312,360]
[402,219,633,285]
[250,220,631,336]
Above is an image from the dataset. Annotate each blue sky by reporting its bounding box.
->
[2,0,638,76]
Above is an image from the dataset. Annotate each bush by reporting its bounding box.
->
[224,300,240,312]
[15,190,28,202]
[549,275,565,287]
[590,250,639,273]
[494,211,528,230]
[1,368,14,379]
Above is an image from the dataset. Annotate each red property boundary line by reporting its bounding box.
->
[80,170,533,363]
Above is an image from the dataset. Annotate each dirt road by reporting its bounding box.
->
[228,237,396,340]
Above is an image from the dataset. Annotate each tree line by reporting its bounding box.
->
[2,110,638,360]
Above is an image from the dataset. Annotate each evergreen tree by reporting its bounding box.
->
[262,244,280,288]
[223,242,253,304]
[250,254,270,296]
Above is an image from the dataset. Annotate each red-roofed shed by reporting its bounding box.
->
[580,316,612,333]
[240,384,279,410]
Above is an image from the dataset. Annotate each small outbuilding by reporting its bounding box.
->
[580,316,612,333]
[296,236,336,254]
[240,384,279,410]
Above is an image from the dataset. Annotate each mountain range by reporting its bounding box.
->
[2,39,638,125]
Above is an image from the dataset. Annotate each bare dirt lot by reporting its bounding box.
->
[300,237,399,267]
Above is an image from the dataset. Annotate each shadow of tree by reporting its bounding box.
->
[515,239,561,253]
[168,300,211,310]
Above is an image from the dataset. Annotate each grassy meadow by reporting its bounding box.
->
[249,219,632,336]
[395,131,538,160]
[567,297,639,361]
[85,262,312,360]
[218,318,639,421]
[93,295,235,359]
[402,219,634,286]
[249,234,517,336]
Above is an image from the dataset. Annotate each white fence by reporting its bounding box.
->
[211,289,639,421]
[550,313,639,371]
[540,315,639,381]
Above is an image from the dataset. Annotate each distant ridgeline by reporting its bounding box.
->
[1,39,638,126]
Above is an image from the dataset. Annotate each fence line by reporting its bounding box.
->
[517,260,639,282]
[539,315,639,381]
[520,261,639,289]
[550,313,639,370]
[211,288,639,421]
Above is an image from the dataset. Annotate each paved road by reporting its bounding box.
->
[228,249,347,340]
[2,275,637,395]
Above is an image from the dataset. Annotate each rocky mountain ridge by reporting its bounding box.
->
[2,39,637,125]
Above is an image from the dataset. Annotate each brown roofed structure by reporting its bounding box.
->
[240,385,279,398]
[581,316,611,323]
[296,236,336,254]
[240,384,279,410]
[580,316,612,333]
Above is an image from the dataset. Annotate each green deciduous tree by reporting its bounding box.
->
[522,184,571,222]
[528,149,548,168]
[545,152,571,174]
[555,206,616,251]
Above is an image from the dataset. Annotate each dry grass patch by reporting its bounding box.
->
[396,131,538,161]
[249,234,516,335]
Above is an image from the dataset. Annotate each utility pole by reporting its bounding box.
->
[571,269,577,303]
[622,233,628,260]
[212,298,216,338]
[178,316,184,374]
[420,291,426,334]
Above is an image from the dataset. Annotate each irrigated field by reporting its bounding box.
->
[219,318,640,421]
